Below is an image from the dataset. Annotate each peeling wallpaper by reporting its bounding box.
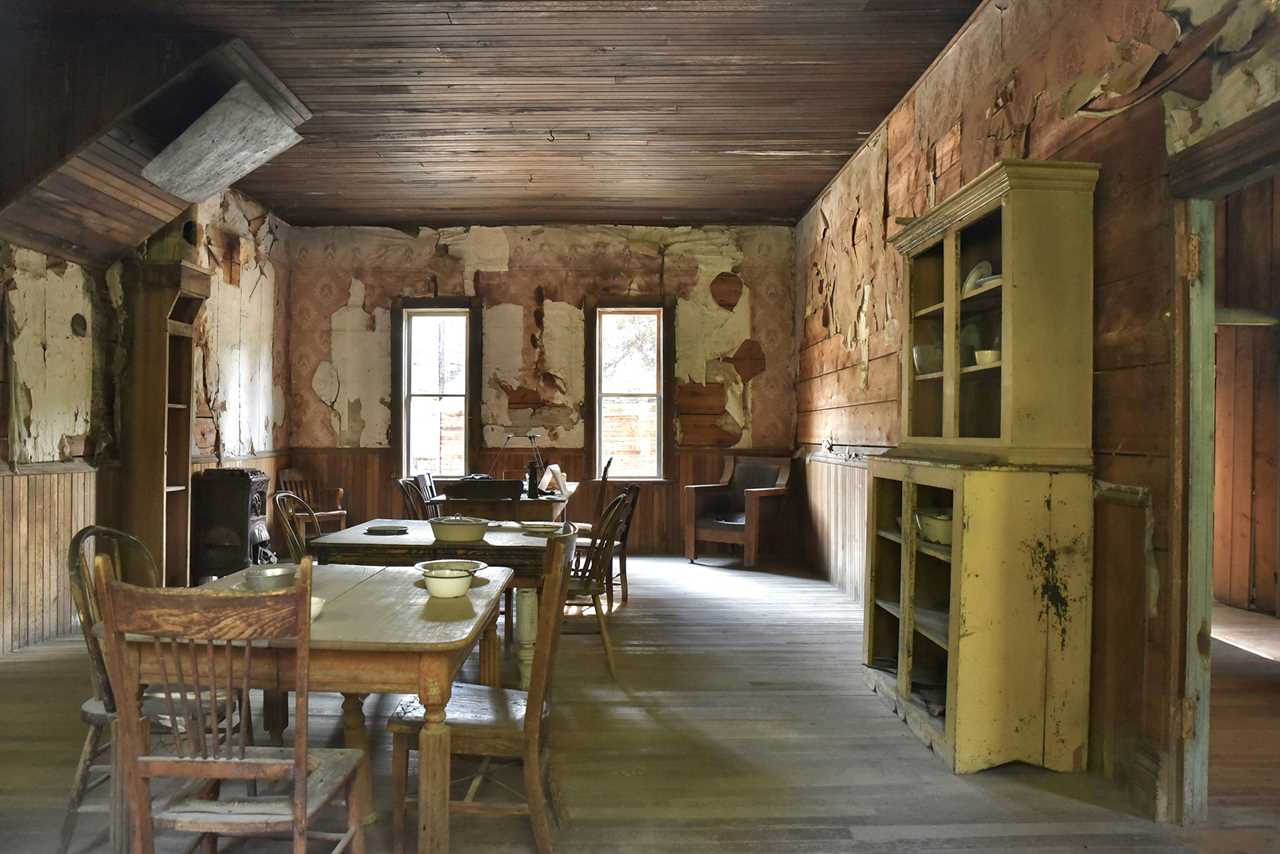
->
[181,191,291,460]
[287,224,795,451]
[1,242,98,463]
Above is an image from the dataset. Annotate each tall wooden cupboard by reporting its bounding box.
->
[110,259,210,587]
[864,160,1099,773]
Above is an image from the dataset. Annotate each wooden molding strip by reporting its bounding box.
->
[1170,99,1280,199]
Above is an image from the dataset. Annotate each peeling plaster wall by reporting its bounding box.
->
[1,242,99,464]
[791,0,1275,818]
[177,190,291,460]
[287,224,794,452]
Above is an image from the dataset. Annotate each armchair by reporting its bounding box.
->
[278,467,347,535]
[684,454,791,567]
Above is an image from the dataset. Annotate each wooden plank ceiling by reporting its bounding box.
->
[14,1,980,227]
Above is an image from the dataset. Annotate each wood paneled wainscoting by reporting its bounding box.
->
[799,450,871,602]
[0,467,96,655]
[289,446,795,557]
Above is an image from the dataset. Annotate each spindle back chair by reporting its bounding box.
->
[95,557,367,854]
[274,491,321,563]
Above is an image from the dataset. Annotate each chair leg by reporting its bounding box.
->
[744,535,758,568]
[59,721,104,854]
[390,732,411,854]
[619,551,629,604]
[197,833,217,854]
[504,588,515,647]
[523,749,556,854]
[591,594,618,680]
[606,557,615,614]
[346,770,368,854]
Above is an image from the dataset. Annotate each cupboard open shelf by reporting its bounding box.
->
[892,159,1099,466]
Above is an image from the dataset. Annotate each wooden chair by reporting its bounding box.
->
[571,457,612,538]
[414,473,441,519]
[274,491,321,563]
[567,492,631,680]
[684,454,791,567]
[96,557,368,854]
[608,484,641,610]
[278,467,347,535]
[397,477,431,520]
[60,526,160,854]
[387,527,579,854]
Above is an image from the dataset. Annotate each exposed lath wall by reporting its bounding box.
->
[287,224,795,451]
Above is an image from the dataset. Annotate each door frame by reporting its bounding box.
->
[1170,100,1280,823]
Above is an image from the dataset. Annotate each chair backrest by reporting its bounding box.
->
[274,491,320,563]
[525,526,578,747]
[278,467,319,506]
[615,484,642,551]
[591,457,614,523]
[96,558,314,853]
[397,477,429,520]
[68,526,161,711]
[415,473,440,518]
[726,456,788,509]
[572,492,629,588]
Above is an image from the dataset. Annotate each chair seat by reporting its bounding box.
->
[153,747,363,834]
[388,684,532,757]
[80,689,229,727]
[696,512,747,532]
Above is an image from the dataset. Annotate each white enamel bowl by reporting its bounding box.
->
[915,511,953,546]
[416,559,486,598]
[428,516,489,543]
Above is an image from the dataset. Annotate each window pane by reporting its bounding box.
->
[600,395,659,478]
[600,312,658,394]
[409,313,467,395]
[408,396,466,477]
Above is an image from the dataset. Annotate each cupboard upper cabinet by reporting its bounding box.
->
[892,160,1099,466]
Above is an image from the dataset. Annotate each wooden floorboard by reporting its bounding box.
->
[0,558,1271,852]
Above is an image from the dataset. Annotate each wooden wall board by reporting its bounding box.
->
[287,445,792,559]
[0,469,94,655]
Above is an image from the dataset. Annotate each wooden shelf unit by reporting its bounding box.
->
[112,260,211,587]
[893,160,1099,466]
[864,457,1092,773]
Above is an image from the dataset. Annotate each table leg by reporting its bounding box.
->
[418,702,450,854]
[262,689,288,746]
[341,693,378,825]
[480,615,501,687]
[515,588,539,690]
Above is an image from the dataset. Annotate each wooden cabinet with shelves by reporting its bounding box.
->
[893,160,1099,465]
[863,456,1093,774]
[110,260,210,587]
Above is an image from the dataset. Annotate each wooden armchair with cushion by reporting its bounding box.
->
[684,454,791,567]
[278,468,347,536]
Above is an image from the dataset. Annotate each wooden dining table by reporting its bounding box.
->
[120,562,513,854]
[310,519,562,688]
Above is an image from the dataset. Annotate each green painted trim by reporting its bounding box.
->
[1183,197,1215,824]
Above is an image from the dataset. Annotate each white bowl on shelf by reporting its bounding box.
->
[428,516,489,543]
[915,511,953,546]
[974,349,1001,366]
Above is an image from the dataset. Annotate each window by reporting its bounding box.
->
[596,307,663,478]
[402,309,469,477]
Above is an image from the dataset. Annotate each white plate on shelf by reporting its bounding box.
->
[961,261,993,294]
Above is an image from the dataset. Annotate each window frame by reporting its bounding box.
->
[585,295,676,481]
[391,296,482,478]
